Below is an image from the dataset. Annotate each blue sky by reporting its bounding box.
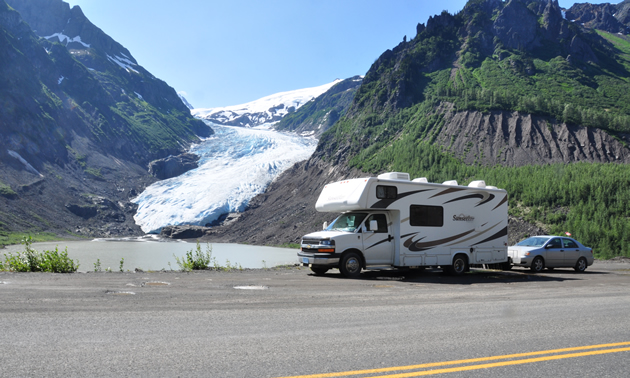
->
[65,0,605,109]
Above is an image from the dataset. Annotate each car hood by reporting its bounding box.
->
[508,245,543,255]
[302,231,353,240]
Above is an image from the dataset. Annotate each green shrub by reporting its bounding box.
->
[174,242,213,271]
[2,236,79,273]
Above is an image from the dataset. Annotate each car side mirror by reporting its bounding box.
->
[369,220,378,232]
[322,222,328,230]
[544,244,551,249]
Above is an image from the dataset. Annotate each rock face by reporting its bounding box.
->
[148,153,200,180]
[432,106,630,166]
[161,225,208,239]
[493,0,540,51]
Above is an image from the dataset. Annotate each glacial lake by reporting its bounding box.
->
[1,238,298,272]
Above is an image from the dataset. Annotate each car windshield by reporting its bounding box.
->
[326,213,368,232]
[516,237,549,247]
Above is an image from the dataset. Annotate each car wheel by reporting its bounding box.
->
[530,256,545,273]
[339,252,362,278]
[310,266,329,276]
[574,257,588,273]
[450,255,468,276]
[502,258,513,271]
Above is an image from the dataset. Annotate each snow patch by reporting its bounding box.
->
[44,33,90,48]
[7,150,43,177]
[58,76,65,85]
[107,54,139,74]
[135,92,143,100]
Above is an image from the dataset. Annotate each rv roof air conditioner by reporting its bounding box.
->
[412,177,428,183]
[378,172,410,181]
[468,180,486,188]
[442,180,458,186]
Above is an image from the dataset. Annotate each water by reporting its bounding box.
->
[132,123,317,233]
[1,239,298,271]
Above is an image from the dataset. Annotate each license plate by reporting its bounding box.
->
[302,257,309,264]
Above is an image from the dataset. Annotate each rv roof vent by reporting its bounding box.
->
[412,177,428,183]
[442,180,458,186]
[468,180,486,188]
[378,172,410,181]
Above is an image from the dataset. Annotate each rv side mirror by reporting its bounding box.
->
[369,220,378,232]
[323,222,328,230]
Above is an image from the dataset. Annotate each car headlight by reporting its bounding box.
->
[320,240,334,246]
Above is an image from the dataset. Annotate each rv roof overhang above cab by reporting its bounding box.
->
[314,172,505,213]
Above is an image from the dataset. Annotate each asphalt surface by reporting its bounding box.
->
[1,260,630,377]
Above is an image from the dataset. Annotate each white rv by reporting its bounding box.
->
[298,172,508,278]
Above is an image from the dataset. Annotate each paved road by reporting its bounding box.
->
[1,261,630,377]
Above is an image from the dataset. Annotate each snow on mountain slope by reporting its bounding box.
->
[132,123,317,234]
[192,80,341,127]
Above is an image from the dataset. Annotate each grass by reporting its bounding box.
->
[0,231,62,248]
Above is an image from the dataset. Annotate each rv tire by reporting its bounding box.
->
[450,255,468,276]
[310,266,329,276]
[340,252,362,278]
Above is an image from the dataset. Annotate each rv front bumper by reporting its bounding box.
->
[297,251,340,266]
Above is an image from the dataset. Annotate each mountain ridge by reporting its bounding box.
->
[192,79,342,127]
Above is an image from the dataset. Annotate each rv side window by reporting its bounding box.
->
[376,185,397,199]
[410,205,443,227]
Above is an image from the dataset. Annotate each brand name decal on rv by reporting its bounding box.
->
[453,214,475,222]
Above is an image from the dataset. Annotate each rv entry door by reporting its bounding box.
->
[361,213,394,265]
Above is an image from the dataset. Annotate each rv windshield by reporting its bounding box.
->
[326,213,368,232]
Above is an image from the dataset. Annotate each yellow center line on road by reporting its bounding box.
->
[369,346,630,378]
[275,341,630,378]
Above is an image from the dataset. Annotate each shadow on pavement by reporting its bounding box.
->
[311,267,602,284]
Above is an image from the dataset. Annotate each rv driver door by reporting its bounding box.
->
[361,213,394,265]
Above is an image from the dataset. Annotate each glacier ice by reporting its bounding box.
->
[132,123,317,233]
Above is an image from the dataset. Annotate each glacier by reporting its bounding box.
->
[132,122,317,234]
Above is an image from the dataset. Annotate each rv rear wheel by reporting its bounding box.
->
[310,266,329,276]
[340,252,362,278]
[450,255,468,276]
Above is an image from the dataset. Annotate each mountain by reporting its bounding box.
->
[0,0,211,241]
[204,0,630,258]
[192,80,342,127]
[273,76,363,137]
[565,0,630,34]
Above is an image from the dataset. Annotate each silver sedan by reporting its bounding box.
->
[508,235,594,273]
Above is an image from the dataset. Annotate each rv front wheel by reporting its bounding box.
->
[310,266,329,276]
[340,252,362,278]
[450,255,468,276]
